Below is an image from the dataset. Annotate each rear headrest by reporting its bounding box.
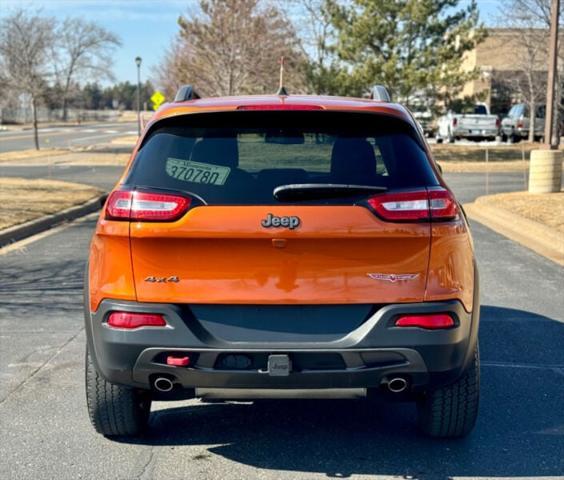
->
[331,138,377,183]
[191,137,239,168]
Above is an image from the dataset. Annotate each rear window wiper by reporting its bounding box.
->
[273,183,387,202]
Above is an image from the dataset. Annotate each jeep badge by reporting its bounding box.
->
[261,213,300,229]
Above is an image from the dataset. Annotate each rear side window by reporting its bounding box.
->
[125,111,438,205]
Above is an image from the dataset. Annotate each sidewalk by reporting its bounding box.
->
[464,191,564,265]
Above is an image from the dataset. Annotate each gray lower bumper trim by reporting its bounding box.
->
[196,388,367,400]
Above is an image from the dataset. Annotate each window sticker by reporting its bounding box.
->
[165,158,231,186]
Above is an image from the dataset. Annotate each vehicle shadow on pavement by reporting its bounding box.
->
[114,305,564,478]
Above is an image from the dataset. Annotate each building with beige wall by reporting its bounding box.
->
[461,28,561,113]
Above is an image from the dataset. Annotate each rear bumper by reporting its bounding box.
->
[453,127,498,138]
[85,295,480,394]
[502,125,527,137]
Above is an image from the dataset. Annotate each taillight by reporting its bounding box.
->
[107,312,167,329]
[516,120,524,129]
[368,190,430,221]
[452,118,458,127]
[367,188,458,222]
[105,190,190,221]
[495,117,501,128]
[428,188,458,220]
[395,314,454,329]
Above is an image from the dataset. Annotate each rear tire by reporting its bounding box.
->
[416,346,480,438]
[85,350,151,436]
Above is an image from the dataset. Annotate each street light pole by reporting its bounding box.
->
[544,0,560,148]
[135,56,142,137]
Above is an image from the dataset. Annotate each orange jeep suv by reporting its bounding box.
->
[85,87,479,438]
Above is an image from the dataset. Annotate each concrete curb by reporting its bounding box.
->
[0,194,107,248]
[464,200,564,266]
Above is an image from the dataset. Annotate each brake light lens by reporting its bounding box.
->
[395,314,454,329]
[367,188,458,222]
[237,104,323,111]
[107,312,167,329]
[452,118,458,127]
[105,190,190,221]
[428,188,458,220]
[368,190,430,221]
[495,117,501,128]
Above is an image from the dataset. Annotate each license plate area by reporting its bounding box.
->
[267,354,292,376]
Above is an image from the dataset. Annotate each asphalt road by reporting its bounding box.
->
[0,170,563,479]
[0,122,136,152]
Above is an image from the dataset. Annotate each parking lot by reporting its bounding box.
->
[1,167,563,479]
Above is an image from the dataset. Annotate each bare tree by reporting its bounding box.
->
[500,0,563,141]
[283,0,338,94]
[0,10,56,149]
[156,0,307,97]
[53,18,121,121]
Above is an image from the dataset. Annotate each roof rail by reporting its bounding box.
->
[369,85,391,102]
[174,85,201,102]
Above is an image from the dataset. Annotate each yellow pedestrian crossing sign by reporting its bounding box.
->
[150,91,165,110]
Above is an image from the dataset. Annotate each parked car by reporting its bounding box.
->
[85,85,480,439]
[436,103,500,142]
[413,110,436,138]
[501,103,545,142]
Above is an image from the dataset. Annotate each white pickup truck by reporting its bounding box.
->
[436,103,500,143]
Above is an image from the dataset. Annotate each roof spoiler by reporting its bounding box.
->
[174,85,201,102]
[369,85,391,102]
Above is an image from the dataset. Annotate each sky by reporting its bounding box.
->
[0,0,503,86]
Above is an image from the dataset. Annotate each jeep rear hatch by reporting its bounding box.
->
[119,111,441,305]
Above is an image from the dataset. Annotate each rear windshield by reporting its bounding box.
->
[125,111,438,205]
[508,104,526,118]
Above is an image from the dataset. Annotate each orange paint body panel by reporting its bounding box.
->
[129,206,430,305]
[426,220,475,312]
[89,219,136,311]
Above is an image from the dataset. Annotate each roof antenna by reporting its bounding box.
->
[277,56,289,96]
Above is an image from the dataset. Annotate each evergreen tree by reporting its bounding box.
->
[325,0,486,111]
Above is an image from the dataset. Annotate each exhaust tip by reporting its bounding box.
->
[154,377,174,392]
[387,377,408,393]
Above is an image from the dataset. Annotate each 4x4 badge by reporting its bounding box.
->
[261,213,300,230]
[144,276,180,283]
[367,273,419,283]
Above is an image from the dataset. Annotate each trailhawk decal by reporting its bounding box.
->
[261,213,301,230]
[367,273,419,283]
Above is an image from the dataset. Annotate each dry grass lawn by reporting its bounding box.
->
[60,152,131,165]
[111,135,138,145]
[0,151,130,166]
[0,178,102,230]
[439,160,530,173]
[431,142,539,163]
[475,190,564,233]
[0,148,70,163]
